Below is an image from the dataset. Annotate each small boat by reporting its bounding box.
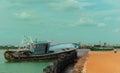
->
[90,47,114,51]
[4,37,76,61]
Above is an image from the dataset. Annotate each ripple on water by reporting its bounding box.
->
[0,50,53,73]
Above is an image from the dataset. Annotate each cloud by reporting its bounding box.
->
[13,12,32,19]
[78,18,93,25]
[0,0,12,9]
[0,0,23,9]
[50,0,94,10]
[103,0,120,5]
[104,16,112,21]
[71,17,107,28]
[114,28,120,32]
[97,23,106,27]
[8,0,58,3]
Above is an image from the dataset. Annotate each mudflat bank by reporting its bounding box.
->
[86,51,120,73]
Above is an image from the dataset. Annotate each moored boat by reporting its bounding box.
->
[90,47,114,51]
[4,37,76,61]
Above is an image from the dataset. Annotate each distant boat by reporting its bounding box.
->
[4,37,76,61]
[90,47,114,51]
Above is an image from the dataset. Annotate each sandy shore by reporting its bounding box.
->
[64,49,90,73]
[86,51,120,73]
[72,53,89,73]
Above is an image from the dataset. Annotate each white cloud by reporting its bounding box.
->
[0,0,23,9]
[71,17,107,28]
[97,23,106,27]
[50,0,94,10]
[14,12,32,19]
[104,16,112,21]
[79,18,95,25]
[0,0,12,9]
[114,28,120,32]
[103,0,120,6]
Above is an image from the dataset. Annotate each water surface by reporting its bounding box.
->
[0,50,53,73]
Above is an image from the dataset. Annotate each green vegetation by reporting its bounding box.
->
[113,46,120,48]
[0,45,18,49]
[90,48,114,51]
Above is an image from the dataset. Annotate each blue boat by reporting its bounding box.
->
[4,38,76,61]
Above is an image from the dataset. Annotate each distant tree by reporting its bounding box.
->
[0,45,18,49]
[113,46,120,48]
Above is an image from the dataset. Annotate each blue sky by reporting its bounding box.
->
[0,0,120,45]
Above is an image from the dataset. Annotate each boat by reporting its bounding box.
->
[90,47,114,51]
[4,37,76,61]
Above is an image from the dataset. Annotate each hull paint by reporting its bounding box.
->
[4,49,76,61]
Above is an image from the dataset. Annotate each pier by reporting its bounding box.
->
[43,50,77,73]
[43,49,89,73]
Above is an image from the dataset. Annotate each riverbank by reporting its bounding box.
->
[86,51,120,73]
[63,49,90,73]
[72,52,89,73]
[72,51,120,73]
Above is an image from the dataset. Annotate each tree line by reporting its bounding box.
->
[0,45,18,49]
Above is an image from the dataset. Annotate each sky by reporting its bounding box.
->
[0,0,120,45]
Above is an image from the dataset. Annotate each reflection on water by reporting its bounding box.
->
[0,50,53,73]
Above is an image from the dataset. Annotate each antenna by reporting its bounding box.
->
[23,36,33,44]
[29,36,33,43]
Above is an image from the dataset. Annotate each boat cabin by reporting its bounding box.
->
[30,41,50,55]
